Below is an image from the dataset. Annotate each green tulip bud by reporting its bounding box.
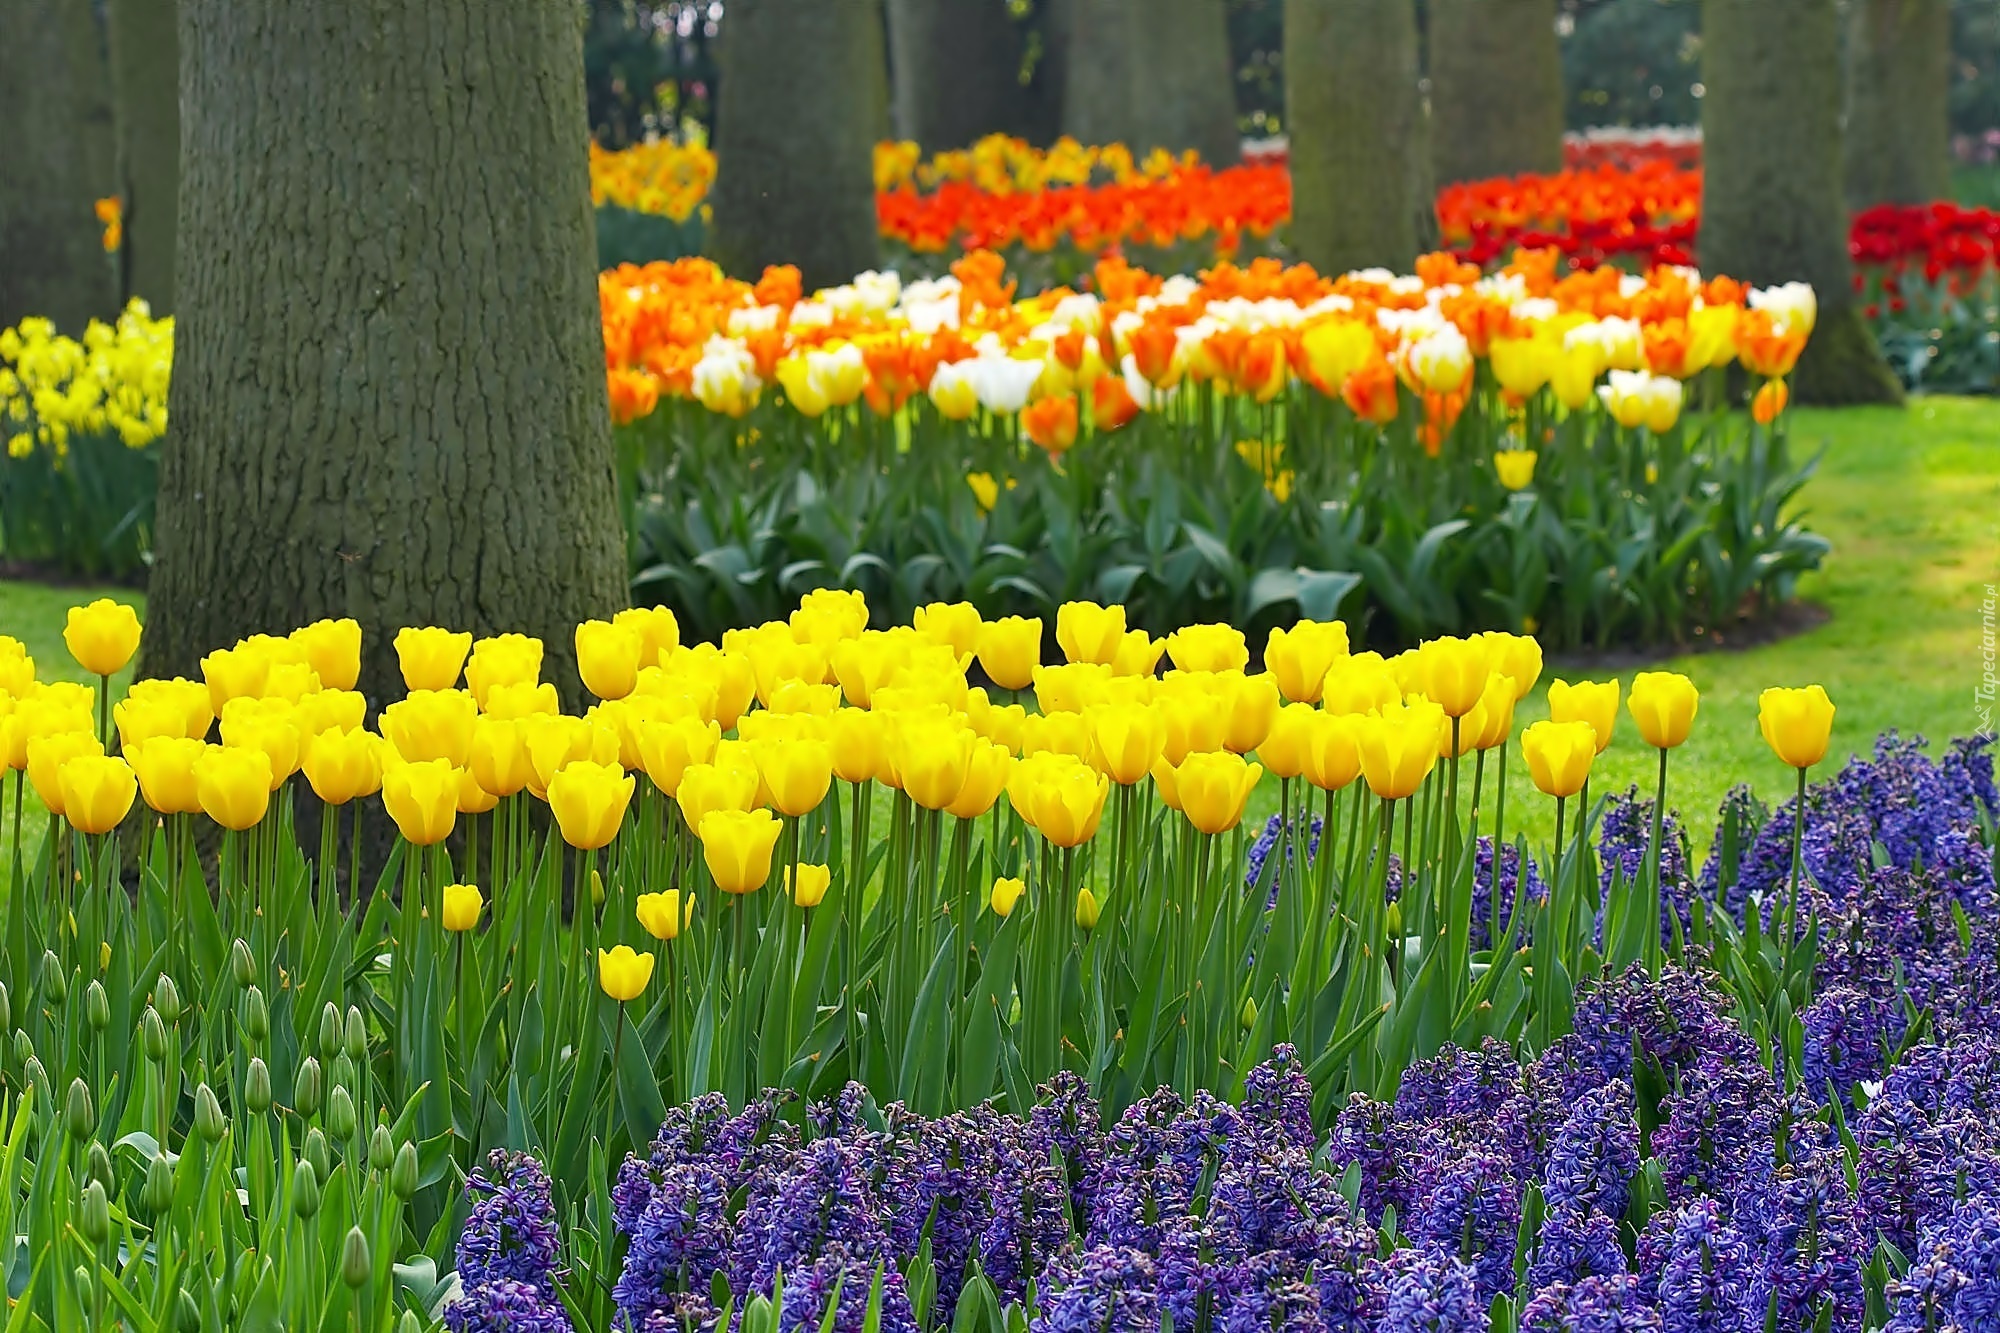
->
[390,1140,418,1200]
[318,1001,341,1059]
[1239,994,1259,1032]
[327,1085,356,1141]
[194,1083,226,1142]
[86,1141,113,1190]
[64,1078,94,1141]
[291,1158,321,1219]
[242,985,269,1044]
[13,1028,31,1066]
[368,1123,394,1173]
[142,1151,174,1215]
[0,979,11,1033]
[152,972,181,1023]
[176,1288,199,1332]
[72,1265,92,1308]
[295,1056,323,1119]
[40,951,65,1006]
[343,1005,367,1061]
[329,1051,355,1092]
[84,980,109,1033]
[142,1005,169,1062]
[1385,900,1402,942]
[245,1057,272,1114]
[340,1225,371,1289]
[398,1311,423,1333]
[79,1179,109,1244]
[230,938,256,988]
[304,1127,331,1185]
[22,1056,49,1107]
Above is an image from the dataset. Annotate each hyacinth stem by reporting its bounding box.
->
[1649,746,1669,977]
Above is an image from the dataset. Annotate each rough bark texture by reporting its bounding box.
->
[887,0,1038,150]
[1843,0,1951,209]
[1058,0,1138,148]
[708,0,881,288]
[1427,0,1564,186]
[0,0,117,329]
[108,0,180,311]
[1285,0,1425,274]
[1059,0,1238,161]
[1699,0,1901,406]
[144,0,628,708]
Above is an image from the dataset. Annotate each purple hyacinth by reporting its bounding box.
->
[1885,1201,2000,1331]
[1526,1205,1630,1293]
[1217,1249,1326,1333]
[1406,1145,1522,1298]
[1371,1247,1489,1333]
[1798,983,1901,1108]
[1637,1199,1755,1333]
[1245,811,1325,902]
[1394,1038,1522,1123]
[453,1151,563,1296]
[1731,1148,1864,1333]
[612,1163,737,1327]
[440,1277,570,1333]
[1652,1058,1780,1201]
[1518,1275,1662,1332]
[1027,1245,1160,1333]
[1471,835,1547,951]
[775,1244,922,1333]
[1542,1080,1640,1218]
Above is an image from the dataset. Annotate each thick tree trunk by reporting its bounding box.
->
[1059,0,1137,148]
[1060,0,1238,161]
[145,0,628,707]
[1699,0,1901,405]
[108,0,180,311]
[0,0,117,329]
[1285,0,1425,275]
[1843,0,1950,209]
[708,0,881,289]
[887,0,1036,151]
[1427,0,1564,186]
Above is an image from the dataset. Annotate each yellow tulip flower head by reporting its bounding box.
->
[1321,656,1402,717]
[464,633,545,710]
[1303,711,1365,792]
[520,714,619,799]
[195,744,273,831]
[303,726,384,805]
[1547,678,1620,754]
[126,736,206,815]
[294,688,368,739]
[1257,703,1317,780]
[753,736,834,817]
[382,758,460,846]
[988,876,1025,918]
[1263,620,1350,704]
[635,715,722,796]
[974,616,1043,691]
[636,889,690,941]
[120,677,214,742]
[1030,761,1110,848]
[289,618,363,691]
[1110,629,1167,679]
[785,863,831,908]
[441,883,483,932]
[1479,632,1543,700]
[468,715,532,799]
[1356,701,1443,800]
[700,807,783,895]
[1421,636,1493,719]
[60,754,136,835]
[1165,624,1249,674]
[896,719,975,811]
[576,619,644,701]
[1493,449,1538,491]
[1758,685,1835,770]
[1628,671,1700,750]
[380,689,477,768]
[1470,673,1518,752]
[676,760,759,833]
[828,633,900,709]
[1075,885,1102,931]
[393,626,472,692]
[113,698,188,748]
[945,739,1014,820]
[913,601,983,658]
[27,730,104,814]
[456,764,500,814]
[547,760,635,850]
[1521,719,1598,799]
[597,945,655,1002]
[1056,601,1125,666]
[64,598,141,677]
[201,644,269,715]
[1034,662,1113,715]
[1170,751,1264,835]
[613,606,680,667]
[1221,672,1280,755]
[1087,702,1164,786]
[482,680,561,722]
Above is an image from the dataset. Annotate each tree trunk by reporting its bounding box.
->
[887,0,1036,151]
[708,0,881,289]
[108,0,180,312]
[1427,0,1563,186]
[1843,0,1951,209]
[1059,0,1237,161]
[1285,0,1425,275]
[0,0,117,330]
[1059,0,1137,148]
[1699,0,1901,405]
[145,0,628,709]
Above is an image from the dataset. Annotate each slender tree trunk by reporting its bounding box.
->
[887,0,1037,151]
[0,0,117,329]
[708,0,881,288]
[1427,0,1564,186]
[1844,0,1951,209]
[108,0,180,311]
[1060,0,1237,160]
[145,0,628,707]
[1700,0,1901,405]
[1285,0,1425,274]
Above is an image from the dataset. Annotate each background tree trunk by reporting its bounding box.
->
[1699,0,1901,405]
[1843,0,1951,209]
[1060,0,1237,160]
[1059,0,1137,148]
[108,0,180,312]
[887,0,1037,151]
[0,0,117,330]
[145,0,628,708]
[1427,0,1564,186]
[708,0,881,288]
[1285,0,1425,274]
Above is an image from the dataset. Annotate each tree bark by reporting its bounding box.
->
[1059,0,1138,148]
[887,0,1037,151]
[1059,0,1238,161]
[108,0,180,312]
[1699,0,1901,405]
[145,0,628,708]
[1427,0,1564,186]
[0,0,117,330]
[708,0,881,289]
[1843,0,1951,209]
[1285,0,1425,275]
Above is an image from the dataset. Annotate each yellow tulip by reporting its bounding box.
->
[261,661,322,704]
[0,648,32,700]
[547,760,634,850]
[767,679,842,716]
[469,715,532,798]
[382,758,460,846]
[1056,602,1125,666]
[614,606,680,667]
[989,876,1025,918]
[754,737,833,817]
[1221,672,1280,754]
[1356,701,1443,800]
[1165,624,1249,674]
[1628,671,1700,750]
[1029,762,1109,848]
[576,619,644,701]
[195,744,273,831]
[1263,621,1349,704]
[380,689,477,768]
[1321,656,1402,717]
[290,618,362,691]
[464,633,545,710]
[127,736,205,814]
[597,946,655,1002]
[1302,711,1364,792]
[1468,673,1518,751]
[1168,751,1263,834]
[1480,632,1543,700]
[1521,719,1597,799]
[1106,630,1160,678]
[1547,678,1619,754]
[120,678,213,742]
[294,689,367,738]
[1420,637,1493,719]
[1493,449,1538,491]
[454,764,498,814]
[913,602,982,658]
[1034,662,1113,715]
[1489,333,1558,398]
[945,739,1013,820]
[520,713,619,799]
[441,883,483,932]
[636,889,690,941]
[1087,702,1164,786]
[700,807,782,895]
[1156,688,1230,766]
[303,727,383,805]
[785,863,831,908]
[1256,703,1316,780]
[896,719,975,811]
[27,731,104,814]
[975,616,1043,692]
[972,700,1028,755]
[1075,886,1101,931]
[635,715,721,795]
[1758,685,1835,770]
[220,701,302,788]
[482,681,561,721]
[200,644,269,714]
[60,754,136,834]
[113,699,187,748]
[828,633,900,709]
[394,626,473,692]
[676,760,759,832]
[63,598,141,676]
[825,708,884,784]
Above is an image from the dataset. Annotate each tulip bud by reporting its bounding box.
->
[195,1083,226,1142]
[13,1029,31,1065]
[84,980,109,1033]
[344,1005,367,1061]
[292,1158,322,1219]
[327,1085,356,1141]
[40,951,65,1006]
[65,1078,94,1141]
[305,1127,331,1183]
[80,1179,109,1243]
[230,938,256,987]
[591,866,606,907]
[340,1226,371,1288]
[1240,994,1260,1032]
[329,1052,355,1093]
[23,1056,49,1107]
[142,1151,174,1215]
[177,1289,199,1333]
[142,1006,169,1062]
[369,1123,394,1172]
[318,1001,342,1059]
[0,979,11,1033]
[242,985,269,1044]
[73,1266,93,1307]
[1386,900,1403,943]
[1074,886,1100,931]
[86,1140,113,1190]
[390,1141,418,1200]
[295,1056,323,1119]
[399,1311,423,1333]
[245,1057,272,1114]
[153,973,181,1023]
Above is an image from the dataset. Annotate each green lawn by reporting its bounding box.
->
[2,397,1996,874]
